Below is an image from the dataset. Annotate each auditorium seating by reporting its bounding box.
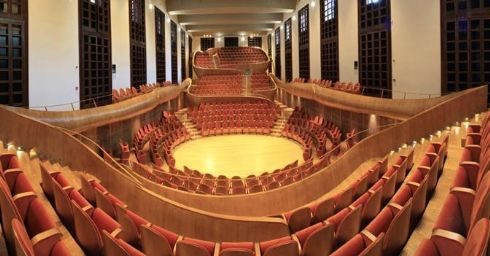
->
[293,78,362,94]
[193,47,269,70]
[414,115,490,255]
[188,101,279,137]
[282,107,342,158]
[250,73,274,92]
[190,74,243,96]
[0,154,72,255]
[112,81,172,103]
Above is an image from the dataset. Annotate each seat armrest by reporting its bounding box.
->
[213,243,221,256]
[111,227,123,238]
[13,192,37,219]
[430,229,466,256]
[31,228,63,255]
[464,145,481,162]
[254,242,262,256]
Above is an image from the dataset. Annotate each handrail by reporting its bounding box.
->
[28,83,181,111]
[57,126,143,186]
[273,74,441,99]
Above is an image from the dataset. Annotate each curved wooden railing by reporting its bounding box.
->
[0,104,290,242]
[105,85,488,217]
[4,79,191,132]
[273,75,459,121]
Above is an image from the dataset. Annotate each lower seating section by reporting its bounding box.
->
[282,107,342,158]
[190,74,243,96]
[293,78,362,94]
[414,114,490,255]
[251,73,273,92]
[129,111,188,166]
[112,82,172,103]
[188,100,279,136]
[0,127,451,255]
[0,154,71,255]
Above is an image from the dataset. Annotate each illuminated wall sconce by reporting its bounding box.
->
[310,1,316,7]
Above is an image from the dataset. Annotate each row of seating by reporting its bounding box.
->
[193,47,269,70]
[150,125,191,168]
[112,82,172,102]
[251,73,274,92]
[414,114,490,255]
[188,101,279,137]
[0,154,71,255]
[190,74,244,96]
[292,78,362,94]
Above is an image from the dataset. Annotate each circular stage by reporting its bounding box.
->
[172,134,304,177]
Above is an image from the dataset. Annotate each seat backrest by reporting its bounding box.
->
[311,197,335,222]
[469,172,490,231]
[39,162,56,199]
[11,218,35,256]
[462,218,490,256]
[301,223,335,256]
[219,248,255,256]
[102,230,131,256]
[0,178,23,253]
[286,207,312,233]
[360,231,384,256]
[52,181,74,226]
[175,240,211,256]
[140,224,174,256]
[335,205,362,245]
[263,240,300,256]
[71,200,103,255]
[383,200,413,255]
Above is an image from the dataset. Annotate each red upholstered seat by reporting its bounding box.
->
[433,171,490,238]
[284,207,312,233]
[102,229,145,256]
[414,218,489,256]
[12,218,70,256]
[0,154,21,171]
[326,205,362,246]
[294,222,334,256]
[176,239,213,256]
[330,231,384,256]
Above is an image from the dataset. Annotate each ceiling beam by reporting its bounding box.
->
[167,0,296,15]
[186,24,274,33]
[178,13,283,26]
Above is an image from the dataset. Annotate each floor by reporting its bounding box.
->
[172,134,304,177]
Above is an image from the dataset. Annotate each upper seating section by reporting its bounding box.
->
[193,47,269,69]
[112,81,173,103]
[251,73,273,92]
[217,47,269,67]
[293,78,362,94]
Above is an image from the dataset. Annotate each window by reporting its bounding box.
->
[181,30,186,81]
[129,0,146,87]
[320,0,338,81]
[225,37,239,47]
[188,37,193,78]
[359,0,392,97]
[274,28,281,79]
[298,5,310,80]
[323,0,336,21]
[442,0,490,105]
[171,21,177,84]
[366,0,380,4]
[200,38,214,51]
[284,18,292,82]
[267,34,272,72]
[0,0,27,107]
[155,7,165,83]
[248,37,262,47]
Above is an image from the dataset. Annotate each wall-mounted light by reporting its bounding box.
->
[166,17,170,23]
[310,1,316,7]
[148,3,154,10]
[240,36,245,42]
[292,15,296,21]
[217,38,222,42]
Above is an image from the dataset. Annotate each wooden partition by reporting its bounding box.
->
[274,75,457,120]
[117,85,488,216]
[0,105,290,242]
[5,80,191,132]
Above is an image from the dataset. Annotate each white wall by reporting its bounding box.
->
[338,0,359,83]
[392,0,441,98]
[269,0,442,98]
[111,0,131,89]
[146,0,156,84]
[29,0,79,110]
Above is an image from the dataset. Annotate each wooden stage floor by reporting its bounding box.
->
[172,134,304,177]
